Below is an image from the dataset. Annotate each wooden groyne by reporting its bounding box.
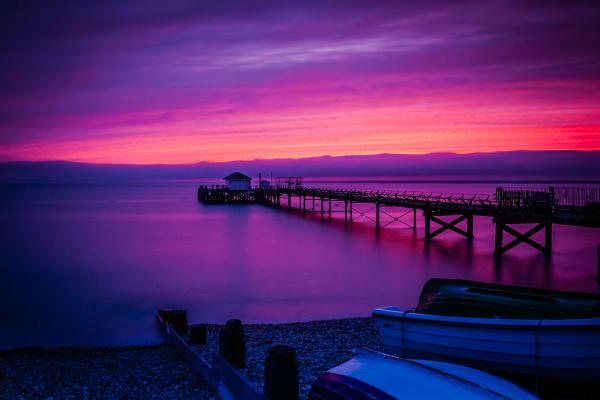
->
[158,310,305,400]
[198,185,600,256]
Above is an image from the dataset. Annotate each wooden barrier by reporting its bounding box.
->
[157,312,265,400]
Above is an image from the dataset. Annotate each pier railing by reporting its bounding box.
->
[277,187,497,207]
[198,184,600,224]
[553,186,600,207]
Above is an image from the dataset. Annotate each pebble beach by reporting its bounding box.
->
[1,317,382,400]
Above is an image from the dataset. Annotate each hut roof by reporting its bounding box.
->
[223,172,252,181]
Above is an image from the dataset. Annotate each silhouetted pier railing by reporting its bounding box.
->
[554,186,600,207]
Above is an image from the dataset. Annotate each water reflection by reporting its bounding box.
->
[1,182,599,350]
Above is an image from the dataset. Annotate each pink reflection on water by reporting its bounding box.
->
[1,181,599,349]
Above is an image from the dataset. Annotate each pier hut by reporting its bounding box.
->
[224,172,252,191]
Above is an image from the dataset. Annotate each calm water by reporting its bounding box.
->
[1,180,599,350]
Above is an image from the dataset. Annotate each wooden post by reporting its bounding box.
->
[190,324,206,345]
[164,309,187,335]
[264,345,299,400]
[349,199,353,221]
[494,220,504,255]
[424,210,430,240]
[219,319,246,369]
[302,193,306,213]
[544,222,552,254]
[413,208,417,230]
[375,197,380,231]
[321,196,324,219]
[312,195,315,211]
[287,193,291,210]
[344,198,348,223]
[467,214,474,239]
[328,197,332,214]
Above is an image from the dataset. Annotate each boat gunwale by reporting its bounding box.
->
[372,308,600,331]
[420,278,600,302]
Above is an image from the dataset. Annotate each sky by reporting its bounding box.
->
[1,0,599,164]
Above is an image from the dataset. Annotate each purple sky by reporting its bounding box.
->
[1,1,599,163]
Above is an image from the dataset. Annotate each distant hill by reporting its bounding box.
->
[1,151,599,183]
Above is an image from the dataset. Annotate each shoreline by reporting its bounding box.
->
[1,317,381,400]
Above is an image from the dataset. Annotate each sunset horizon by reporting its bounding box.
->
[2,148,599,166]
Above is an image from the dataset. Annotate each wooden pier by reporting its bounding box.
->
[198,185,600,256]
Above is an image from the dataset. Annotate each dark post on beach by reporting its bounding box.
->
[264,345,299,400]
[190,324,207,345]
[160,309,188,335]
[219,319,246,369]
[170,310,188,334]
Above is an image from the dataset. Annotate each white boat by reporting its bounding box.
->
[373,279,600,379]
[308,349,538,399]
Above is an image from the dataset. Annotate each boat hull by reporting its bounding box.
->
[373,306,600,379]
[308,349,537,399]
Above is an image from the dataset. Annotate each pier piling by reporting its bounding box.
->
[320,196,324,220]
[413,208,417,230]
[303,193,306,213]
[494,219,552,255]
[375,197,380,230]
[349,199,353,221]
[344,198,348,223]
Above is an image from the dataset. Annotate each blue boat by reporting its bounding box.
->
[373,279,600,379]
[309,349,537,399]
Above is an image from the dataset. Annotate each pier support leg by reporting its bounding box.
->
[495,221,504,254]
[425,210,473,241]
[545,222,552,253]
[320,197,324,220]
[328,198,332,215]
[288,193,291,210]
[467,214,474,240]
[344,199,348,223]
[493,219,552,255]
[349,200,353,221]
[312,195,315,211]
[303,194,306,213]
[375,198,380,231]
[413,208,417,230]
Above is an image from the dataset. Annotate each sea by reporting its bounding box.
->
[1,179,599,350]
